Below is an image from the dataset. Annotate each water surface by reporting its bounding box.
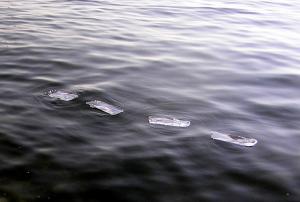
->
[1,0,300,201]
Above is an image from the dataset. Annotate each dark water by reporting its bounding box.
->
[1,0,300,201]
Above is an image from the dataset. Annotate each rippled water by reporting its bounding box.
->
[1,0,300,201]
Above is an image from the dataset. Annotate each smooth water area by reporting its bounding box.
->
[1,0,300,201]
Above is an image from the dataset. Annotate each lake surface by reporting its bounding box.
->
[1,0,300,201]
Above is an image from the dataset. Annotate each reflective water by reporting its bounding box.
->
[1,0,300,201]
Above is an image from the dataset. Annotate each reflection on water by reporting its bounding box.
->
[1,0,300,201]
